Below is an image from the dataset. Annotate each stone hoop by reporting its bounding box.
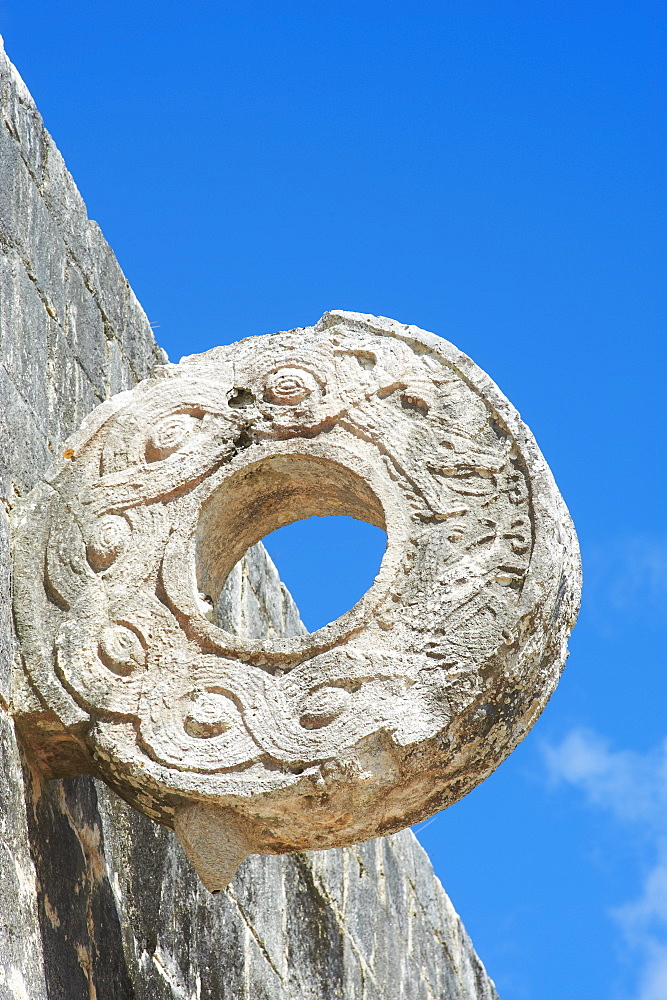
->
[11,311,581,890]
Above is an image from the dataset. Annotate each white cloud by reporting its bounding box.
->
[543,728,667,826]
[613,859,667,1000]
[544,729,667,1000]
[584,533,667,633]
[633,944,667,1000]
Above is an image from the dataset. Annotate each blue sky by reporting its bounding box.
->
[1,3,665,997]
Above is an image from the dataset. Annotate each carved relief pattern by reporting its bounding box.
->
[13,312,580,883]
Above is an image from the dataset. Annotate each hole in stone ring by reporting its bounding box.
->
[194,454,388,637]
[258,517,386,633]
[216,516,387,635]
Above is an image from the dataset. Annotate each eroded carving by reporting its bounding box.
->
[12,311,581,890]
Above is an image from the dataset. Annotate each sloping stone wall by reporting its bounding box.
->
[0,37,499,1000]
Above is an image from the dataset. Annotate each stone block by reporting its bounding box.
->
[46,320,101,446]
[120,287,160,381]
[380,833,413,925]
[0,506,11,708]
[233,854,288,975]
[0,40,48,186]
[106,337,136,396]
[0,126,67,326]
[284,854,346,1000]
[245,931,286,1000]
[307,843,347,913]
[64,261,107,390]
[335,850,382,969]
[0,365,51,496]
[245,542,294,635]
[37,133,90,256]
[0,710,48,1000]
[0,249,50,415]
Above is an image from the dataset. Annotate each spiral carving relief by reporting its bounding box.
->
[12,311,580,890]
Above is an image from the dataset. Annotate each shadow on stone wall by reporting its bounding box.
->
[22,766,136,1000]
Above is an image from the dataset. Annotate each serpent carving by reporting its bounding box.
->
[12,311,581,890]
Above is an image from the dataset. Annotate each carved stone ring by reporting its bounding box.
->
[12,312,581,890]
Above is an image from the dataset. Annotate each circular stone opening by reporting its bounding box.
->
[218,516,387,636]
[194,454,388,638]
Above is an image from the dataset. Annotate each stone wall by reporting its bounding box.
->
[0,37,499,1000]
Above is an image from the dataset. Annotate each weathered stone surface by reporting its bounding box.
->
[0,710,49,1000]
[218,541,306,640]
[0,36,162,998]
[10,553,500,1000]
[1,34,501,999]
[12,311,580,889]
[27,779,500,1000]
